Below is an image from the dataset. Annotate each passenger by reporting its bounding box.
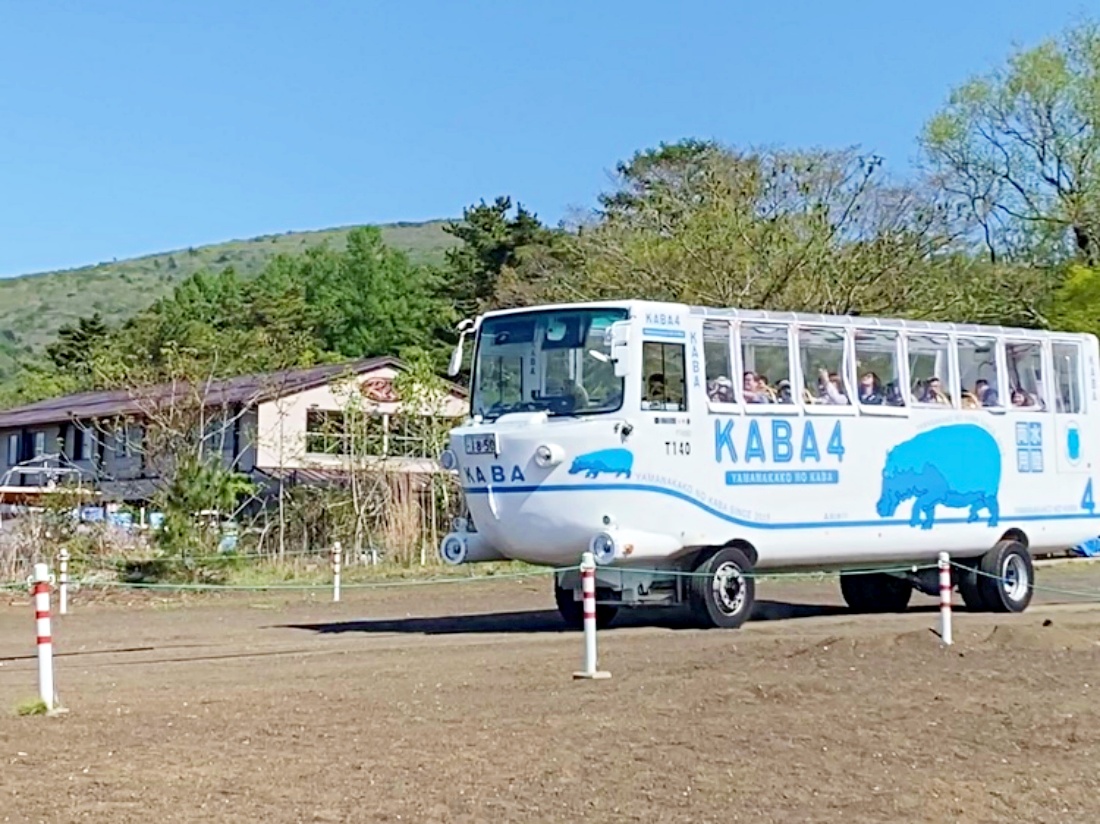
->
[884,382,905,407]
[561,378,589,411]
[646,373,667,405]
[775,378,793,404]
[708,376,734,403]
[974,379,999,407]
[743,371,766,403]
[754,374,777,402]
[817,368,848,405]
[961,391,980,410]
[919,376,950,405]
[858,371,883,405]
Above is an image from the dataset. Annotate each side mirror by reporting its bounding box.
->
[606,320,631,378]
[447,319,475,377]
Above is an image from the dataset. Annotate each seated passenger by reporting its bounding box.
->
[755,374,777,402]
[884,382,905,407]
[858,371,883,405]
[974,379,999,407]
[775,378,793,404]
[743,371,771,403]
[708,376,734,403]
[816,368,849,405]
[918,376,950,405]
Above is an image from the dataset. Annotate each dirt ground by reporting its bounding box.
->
[2,563,1100,823]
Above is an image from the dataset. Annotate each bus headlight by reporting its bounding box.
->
[534,443,565,468]
[590,532,617,565]
[439,449,458,471]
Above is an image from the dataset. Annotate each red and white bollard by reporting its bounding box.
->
[30,563,55,710]
[572,552,610,680]
[331,542,342,603]
[938,551,953,646]
[57,548,69,616]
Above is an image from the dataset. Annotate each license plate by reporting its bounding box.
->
[464,433,498,455]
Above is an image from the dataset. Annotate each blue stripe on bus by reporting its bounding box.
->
[641,327,686,339]
[465,483,1100,531]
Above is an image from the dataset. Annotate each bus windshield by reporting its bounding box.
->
[472,307,628,420]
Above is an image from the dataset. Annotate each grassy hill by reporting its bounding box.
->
[0,220,457,382]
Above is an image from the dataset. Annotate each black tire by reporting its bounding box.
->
[976,540,1034,613]
[839,571,913,613]
[688,547,756,629]
[554,583,618,630]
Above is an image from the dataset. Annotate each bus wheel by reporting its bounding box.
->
[688,547,756,629]
[975,540,1034,613]
[554,581,618,630]
[839,571,912,613]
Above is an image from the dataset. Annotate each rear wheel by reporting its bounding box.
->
[554,581,618,629]
[976,540,1034,613]
[688,547,756,629]
[839,571,913,613]
[956,560,988,611]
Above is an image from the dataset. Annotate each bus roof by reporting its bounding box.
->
[473,299,1094,341]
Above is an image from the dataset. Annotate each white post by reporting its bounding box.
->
[938,551,953,646]
[332,542,342,603]
[57,548,69,616]
[31,563,55,710]
[572,552,610,680]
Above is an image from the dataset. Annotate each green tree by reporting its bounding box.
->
[45,313,110,377]
[921,19,1100,265]
[442,196,557,315]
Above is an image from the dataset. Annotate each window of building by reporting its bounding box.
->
[1004,341,1046,410]
[6,433,17,465]
[703,321,734,404]
[739,323,792,404]
[956,336,1001,408]
[1052,342,1083,414]
[76,427,93,461]
[389,415,437,458]
[305,409,386,455]
[854,329,905,406]
[798,326,850,406]
[641,341,687,411]
[306,410,348,455]
[33,431,45,457]
[907,333,953,406]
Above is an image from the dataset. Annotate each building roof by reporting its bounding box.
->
[0,356,466,430]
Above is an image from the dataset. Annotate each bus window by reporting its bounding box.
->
[957,336,1001,408]
[854,330,905,407]
[798,327,849,405]
[703,321,734,404]
[1053,342,1083,414]
[739,323,791,404]
[907,333,953,406]
[1004,341,1046,410]
[642,341,687,411]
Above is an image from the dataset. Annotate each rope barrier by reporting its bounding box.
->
[950,560,1100,602]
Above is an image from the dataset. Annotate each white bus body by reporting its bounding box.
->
[438,300,1100,628]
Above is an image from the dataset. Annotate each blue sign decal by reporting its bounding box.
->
[1015,421,1044,473]
[568,448,634,479]
[1083,479,1095,513]
[726,470,839,486]
[464,464,527,484]
[688,331,702,389]
[876,423,1001,530]
[714,418,844,466]
[1067,424,1082,464]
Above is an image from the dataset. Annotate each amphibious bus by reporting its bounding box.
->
[436,300,1100,629]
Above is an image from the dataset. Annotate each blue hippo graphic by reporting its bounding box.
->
[568,448,634,479]
[876,423,1000,530]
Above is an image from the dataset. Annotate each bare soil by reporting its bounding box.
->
[2,563,1100,823]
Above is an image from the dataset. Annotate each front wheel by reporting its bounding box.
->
[839,571,913,613]
[554,582,618,630]
[688,547,756,629]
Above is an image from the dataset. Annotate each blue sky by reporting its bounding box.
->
[0,1,1093,278]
